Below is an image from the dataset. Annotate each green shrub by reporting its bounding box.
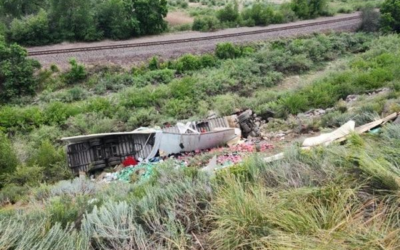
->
[127,107,159,129]
[4,165,44,187]
[63,59,87,84]
[291,0,328,19]
[148,56,160,70]
[0,133,19,187]
[47,196,79,228]
[9,9,51,45]
[44,102,81,125]
[0,39,41,102]
[169,77,198,100]
[360,5,381,32]
[278,93,309,115]
[134,69,175,86]
[162,98,194,118]
[0,184,29,205]
[380,0,400,33]
[217,3,239,23]
[215,42,241,59]
[192,16,220,31]
[241,3,275,26]
[174,54,202,72]
[200,54,217,68]
[213,94,238,116]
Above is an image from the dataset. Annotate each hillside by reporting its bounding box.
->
[1,1,400,249]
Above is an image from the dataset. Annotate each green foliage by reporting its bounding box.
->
[9,9,51,45]
[0,39,41,102]
[174,54,202,72]
[27,140,70,183]
[380,0,400,33]
[47,196,79,228]
[360,5,381,32]
[215,42,241,59]
[291,0,328,19]
[217,3,239,23]
[213,94,238,116]
[0,133,18,187]
[148,56,160,70]
[241,3,276,26]
[4,165,44,186]
[0,184,28,205]
[63,59,87,84]
[96,0,139,39]
[192,15,220,31]
[3,0,168,44]
[44,102,81,125]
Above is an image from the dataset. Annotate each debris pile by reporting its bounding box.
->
[237,110,263,138]
[100,139,274,183]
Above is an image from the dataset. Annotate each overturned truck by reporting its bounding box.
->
[62,117,238,174]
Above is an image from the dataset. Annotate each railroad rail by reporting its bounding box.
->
[28,14,361,57]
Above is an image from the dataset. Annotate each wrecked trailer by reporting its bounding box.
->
[61,116,240,173]
[61,131,161,173]
[160,117,238,155]
[160,128,237,155]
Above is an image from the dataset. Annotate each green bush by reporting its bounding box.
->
[174,54,202,72]
[127,107,159,129]
[291,0,329,19]
[8,9,51,45]
[4,164,45,187]
[360,5,381,32]
[44,102,81,125]
[241,3,275,26]
[148,56,160,70]
[63,59,87,84]
[213,94,238,116]
[200,54,217,68]
[0,184,28,205]
[0,39,41,102]
[0,133,19,187]
[215,42,241,59]
[192,15,220,31]
[47,196,79,228]
[169,77,198,100]
[217,3,239,23]
[380,0,400,33]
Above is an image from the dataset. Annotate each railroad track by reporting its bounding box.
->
[28,14,361,57]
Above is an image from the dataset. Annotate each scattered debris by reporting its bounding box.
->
[265,112,400,164]
[302,120,355,148]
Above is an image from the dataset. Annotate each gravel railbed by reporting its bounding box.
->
[28,13,362,68]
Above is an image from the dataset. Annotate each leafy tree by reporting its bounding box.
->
[217,3,239,23]
[9,9,51,45]
[96,0,139,39]
[360,5,381,32]
[0,37,41,102]
[241,3,275,26]
[380,0,400,33]
[291,0,327,19]
[49,0,102,41]
[133,0,168,35]
[0,0,47,18]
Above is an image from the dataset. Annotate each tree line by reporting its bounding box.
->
[0,0,168,46]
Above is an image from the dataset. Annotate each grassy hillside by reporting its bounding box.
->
[0,123,399,249]
[1,31,400,248]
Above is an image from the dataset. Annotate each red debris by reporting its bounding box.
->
[123,156,138,167]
